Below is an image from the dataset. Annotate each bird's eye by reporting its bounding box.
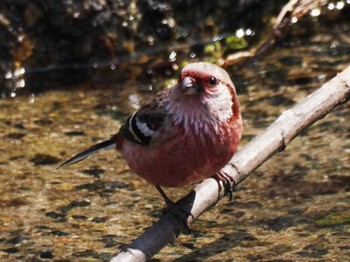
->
[208,77,217,86]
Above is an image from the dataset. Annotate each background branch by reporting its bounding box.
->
[111,65,350,262]
[223,0,330,65]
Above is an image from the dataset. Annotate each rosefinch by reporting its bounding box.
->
[58,62,242,208]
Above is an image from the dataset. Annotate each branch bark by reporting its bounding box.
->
[110,65,350,262]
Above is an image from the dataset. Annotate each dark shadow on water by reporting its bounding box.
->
[173,229,255,262]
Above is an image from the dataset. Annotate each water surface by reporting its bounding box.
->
[0,18,349,262]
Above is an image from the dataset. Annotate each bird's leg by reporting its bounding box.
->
[154,185,192,232]
[213,171,235,200]
[155,185,176,209]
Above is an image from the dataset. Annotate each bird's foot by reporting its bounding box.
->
[213,171,235,200]
[155,185,193,233]
[162,199,193,234]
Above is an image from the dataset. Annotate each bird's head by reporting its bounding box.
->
[178,62,234,98]
[169,62,241,129]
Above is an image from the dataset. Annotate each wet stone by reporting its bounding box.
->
[45,211,66,220]
[4,133,26,139]
[73,250,98,257]
[261,216,294,231]
[39,250,54,259]
[182,242,196,250]
[288,76,314,85]
[81,168,105,178]
[269,259,294,262]
[8,155,25,161]
[49,230,69,237]
[100,192,114,198]
[2,197,29,207]
[296,244,328,258]
[267,181,340,198]
[58,200,91,213]
[268,95,294,106]
[71,223,81,229]
[71,215,88,220]
[316,120,335,131]
[34,119,53,126]
[3,247,20,253]
[53,260,70,262]
[329,175,350,191]
[64,131,86,136]
[221,209,245,219]
[13,123,26,129]
[75,182,105,191]
[75,181,128,192]
[247,254,264,261]
[34,225,50,230]
[315,210,350,227]
[238,230,257,242]
[269,244,294,254]
[30,154,61,165]
[97,252,114,261]
[231,200,262,209]
[91,216,107,223]
[204,220,219,229]
[101,235,119,248]
[221,231,258,250]
[30,257,45,262]
[6,234,27,245]
[288,208,305,216]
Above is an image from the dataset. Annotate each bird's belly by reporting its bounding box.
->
[121,132,238,187]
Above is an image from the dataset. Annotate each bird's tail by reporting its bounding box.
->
[57,139,116,169]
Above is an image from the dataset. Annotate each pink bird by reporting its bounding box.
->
[58,62,242,209]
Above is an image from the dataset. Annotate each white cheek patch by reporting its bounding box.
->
[205,84,233,122]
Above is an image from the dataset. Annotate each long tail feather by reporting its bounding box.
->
[57,139,115,169]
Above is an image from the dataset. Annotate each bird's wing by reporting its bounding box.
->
[119,89,171,146]
[58,89,172,168]
[57,138,116,169]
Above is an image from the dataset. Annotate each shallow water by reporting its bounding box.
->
[1,25,350,262]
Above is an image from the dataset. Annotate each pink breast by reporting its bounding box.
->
[120,123,241,187]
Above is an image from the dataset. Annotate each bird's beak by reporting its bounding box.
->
[180,77,201,95]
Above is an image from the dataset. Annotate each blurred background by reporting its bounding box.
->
[0,0,349,261]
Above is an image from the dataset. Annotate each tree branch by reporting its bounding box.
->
[110,65,350,262]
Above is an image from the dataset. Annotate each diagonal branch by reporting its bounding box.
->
[110,65,350,262]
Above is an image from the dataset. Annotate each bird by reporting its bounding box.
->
[58,62,243,210]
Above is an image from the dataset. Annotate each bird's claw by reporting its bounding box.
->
[213,171,235,200]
